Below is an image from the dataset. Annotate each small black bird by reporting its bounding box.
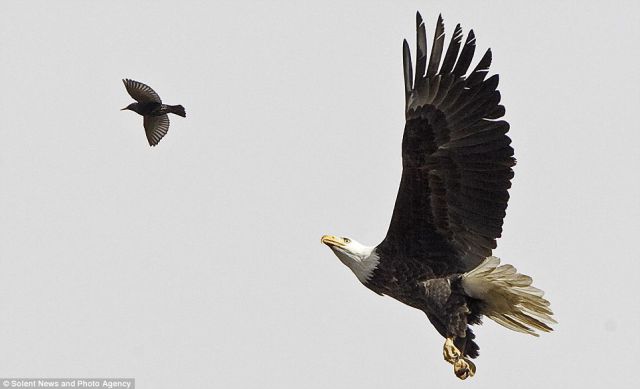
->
[121,79,186,146]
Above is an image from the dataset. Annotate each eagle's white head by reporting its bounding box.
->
[321,235,380,283]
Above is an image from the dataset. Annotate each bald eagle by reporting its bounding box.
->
[321,13,555,379]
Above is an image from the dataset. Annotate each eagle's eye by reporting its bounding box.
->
[343,237,351,243]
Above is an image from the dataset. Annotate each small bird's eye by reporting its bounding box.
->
[343,237,351,243]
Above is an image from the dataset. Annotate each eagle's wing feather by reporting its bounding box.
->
[123,79,162,104]
[381,13,515,272]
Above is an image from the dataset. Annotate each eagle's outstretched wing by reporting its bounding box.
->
[380,13,515,271]
[123,79,162,104]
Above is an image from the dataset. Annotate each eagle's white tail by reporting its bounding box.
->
[461,256,556,336]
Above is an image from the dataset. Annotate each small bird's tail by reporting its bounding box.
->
[170,105,186,117]
[461,256,556,336]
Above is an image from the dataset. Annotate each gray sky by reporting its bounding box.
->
[1,0,639,387]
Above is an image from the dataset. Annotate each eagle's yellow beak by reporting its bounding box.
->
[321,235,346,248]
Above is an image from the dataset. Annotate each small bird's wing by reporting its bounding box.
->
[143,114,170,146]
[123,79,162,104]
[380,13,514,271]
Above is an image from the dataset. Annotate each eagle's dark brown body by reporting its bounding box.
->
[366,245,484,358]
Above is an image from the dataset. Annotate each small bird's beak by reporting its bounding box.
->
[321,235,346,248]
[120,107,128,111]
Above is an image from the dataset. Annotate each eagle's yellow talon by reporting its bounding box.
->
[454,358,476,380]
[443,337,461,364]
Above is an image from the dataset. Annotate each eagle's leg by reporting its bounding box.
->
[443,337,476,380]
[424,280,477,379]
